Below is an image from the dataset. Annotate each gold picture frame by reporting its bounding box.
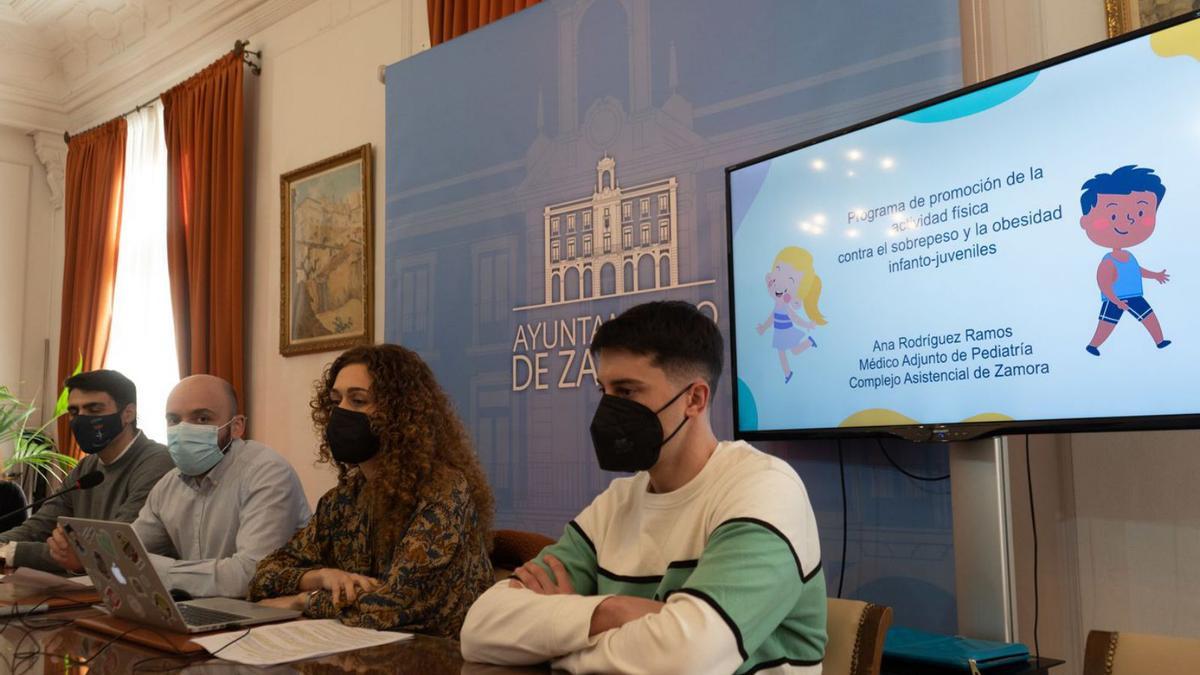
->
[279,144,374,356]
[1105,0,1200,37]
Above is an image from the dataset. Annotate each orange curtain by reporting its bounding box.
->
[162,52,246,410]
[58,119,128,458]
[427,0,541,46]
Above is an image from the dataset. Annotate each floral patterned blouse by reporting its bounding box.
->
[247,468,493,637]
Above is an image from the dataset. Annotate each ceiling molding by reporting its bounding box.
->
[67,0,322,131]
[0,97,69,133]
[0,0,321,133]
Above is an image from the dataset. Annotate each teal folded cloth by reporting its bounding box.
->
[884,626,1030,671]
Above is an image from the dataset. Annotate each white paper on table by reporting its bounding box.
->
[1,567,93,591]
[190,619,412,666]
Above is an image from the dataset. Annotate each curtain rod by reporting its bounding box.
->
[64,40,262,144]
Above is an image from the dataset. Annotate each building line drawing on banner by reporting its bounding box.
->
[513,279,717,312]
[383,1,964,631]
[515,155,714,312]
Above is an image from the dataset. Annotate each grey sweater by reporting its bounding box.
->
[0,431,174,571]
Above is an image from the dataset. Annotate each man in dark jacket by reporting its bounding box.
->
[0,369,173,572]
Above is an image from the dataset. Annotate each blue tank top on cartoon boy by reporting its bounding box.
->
[1103,252,1143,300]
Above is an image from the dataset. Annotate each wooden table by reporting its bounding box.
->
[0,606,551,674]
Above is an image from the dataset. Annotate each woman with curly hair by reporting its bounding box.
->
[249,344,495,636]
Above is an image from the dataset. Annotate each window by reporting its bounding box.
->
[400,263,431,349]
[600,263,615,295]
[475,247,511,342]
[551,216,560,236]
[640,198,649,218]
[475,385,514,500]
[622,226,632,249]
[551,240,560,262]
[567,213,576,233]
[583,211,592,230]
[659,194,669,212]
[622,202,631,221]
[567,237,576,258]
[641,223,650,245]
[604,233,612,253]
[659,218,670,242]
[583,234,593,256]
[105,102,176,444]
[604,208,611,228]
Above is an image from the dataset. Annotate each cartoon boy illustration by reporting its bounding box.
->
[756,246,826,382]
[1080,165,1170,356]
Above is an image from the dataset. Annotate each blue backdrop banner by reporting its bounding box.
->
[386,0,962,632]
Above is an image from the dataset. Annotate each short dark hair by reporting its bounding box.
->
[1080,164,1166,215]
[590,301,723,387]
[64,369,137,413]
[222,379,240,417]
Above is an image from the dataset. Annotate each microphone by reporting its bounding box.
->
[75,472,104,490]
[0,471,105,525]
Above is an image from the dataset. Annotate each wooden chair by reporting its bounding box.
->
[490,529,555,582]
[1083,630,1200,675]
[825,598,893,675]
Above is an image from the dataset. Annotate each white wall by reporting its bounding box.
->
[243,0,429,505]
[0,125,55,422]
[0,160,31,403]
[1070,430,1200,637]
[963,3,1200,672]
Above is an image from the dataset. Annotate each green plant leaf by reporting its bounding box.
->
[2,356,81,481]
[6,434,77,480]
[54,355,84,418]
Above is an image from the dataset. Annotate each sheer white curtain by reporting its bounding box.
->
[106,101,178,444]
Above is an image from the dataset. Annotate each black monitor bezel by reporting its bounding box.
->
[724,10,1200,443]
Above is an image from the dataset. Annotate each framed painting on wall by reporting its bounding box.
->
[1105,0,1200,36]
[279,144,374,356]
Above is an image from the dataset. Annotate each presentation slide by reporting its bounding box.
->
[730,18,1200,433]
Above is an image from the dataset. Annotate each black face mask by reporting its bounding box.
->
[589,385,692,473]
[325,407,381,465]
[70,412,126,454]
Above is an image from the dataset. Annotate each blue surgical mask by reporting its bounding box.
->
[166,419,236,476]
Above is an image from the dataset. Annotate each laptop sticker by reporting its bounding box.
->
[103,585,122,610]
[152,593,172,621]
[116,533,142,567]
[92,552,111,579]
[96,531,115,557]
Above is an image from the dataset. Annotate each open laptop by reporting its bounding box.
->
[60,517,300,633]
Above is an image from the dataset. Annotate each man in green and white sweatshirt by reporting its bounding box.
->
[0,369,173,572]
[462,301,827,674]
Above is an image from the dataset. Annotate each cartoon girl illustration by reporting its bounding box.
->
[756,246,827,383]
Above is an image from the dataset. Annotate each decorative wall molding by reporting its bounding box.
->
[31,130,66,209]
[0,0,322,133]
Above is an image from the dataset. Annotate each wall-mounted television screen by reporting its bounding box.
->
[727,12,1200,442]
